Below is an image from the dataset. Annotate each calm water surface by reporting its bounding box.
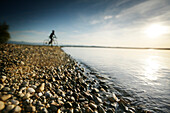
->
[63,47,170,113]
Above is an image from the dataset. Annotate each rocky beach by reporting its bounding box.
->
[0,44,149,113]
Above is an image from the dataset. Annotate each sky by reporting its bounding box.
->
[0,0,170,47]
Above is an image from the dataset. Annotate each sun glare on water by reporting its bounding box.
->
[145,23,169,38]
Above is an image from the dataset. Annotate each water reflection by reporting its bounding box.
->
[144,56,159,81]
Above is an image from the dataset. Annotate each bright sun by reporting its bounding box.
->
[145,24,168,38]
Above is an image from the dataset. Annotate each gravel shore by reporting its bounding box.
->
[0,44,148,113]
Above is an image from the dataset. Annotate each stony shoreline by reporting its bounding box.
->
[0,44,148,113]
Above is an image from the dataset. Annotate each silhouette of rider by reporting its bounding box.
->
[49,30,56,45]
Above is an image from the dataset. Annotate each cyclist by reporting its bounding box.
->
[49,30,57,45]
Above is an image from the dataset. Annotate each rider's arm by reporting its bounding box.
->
[54,34,57,38]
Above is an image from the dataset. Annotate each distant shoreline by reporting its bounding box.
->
[61,45,170,50]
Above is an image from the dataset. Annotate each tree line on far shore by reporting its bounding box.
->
[0,22,10,44]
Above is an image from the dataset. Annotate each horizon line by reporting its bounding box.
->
[8,40,170,50]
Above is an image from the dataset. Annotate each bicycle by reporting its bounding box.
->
[43,37,58,46]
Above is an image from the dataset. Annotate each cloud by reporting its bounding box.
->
[104,15,112,20]
[73,30,79,33]
[115,0,131,7]
[115,0,170,22]
[90,20,100,24]
[90,15,113,25]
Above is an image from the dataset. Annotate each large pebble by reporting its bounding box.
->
[31,85,37,89]
[0,101,5,110]
[57,109,61,113]
[11,99,19,105]
[27,87,35,93]
[58,100,64,105]
[91,88,99,93]
[89,103,97,110]
[13,106,21,113]
[108,93,120,102]
[2,87,10,92]
[45,91,52,98]
[0,84,4,90]
[37,83,45,92]
[93,96,102,104]
[0,76,6,83]
[0,94,12,101]
[5,105,15,112]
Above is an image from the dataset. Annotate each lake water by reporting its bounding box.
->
[63,47,170,113]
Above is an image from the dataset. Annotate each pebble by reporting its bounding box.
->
[37,83,45,92]
[45,91,52,98]
[22,81,29,87]
[89,103,97,110]
[106,108,115,113]
[0,94,12,101]
[5,104,15,112]
[57,109,61,113]
[46,83,52,88]
[42,107,48,113]
[23,93,31,99]
[13,106,21,113]
[92,88,99,93]
[79,98,86,102]
[38,92,43,97]
[58,100,64,105]
[0,101,5,110]
[31,85,37,89]
[98,105,106,113]
[85,107,94,113]
[11,99,20,105]
[0,84,4,90]
[110,102,118,109]
[0,76,7,83]
[2,87,10,92]
[93,96,102,104]
[108,93,120,102]
[27,87,35,93]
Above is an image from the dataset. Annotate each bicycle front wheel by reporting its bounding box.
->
[52,39,58,46]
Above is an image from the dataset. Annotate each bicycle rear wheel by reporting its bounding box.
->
[43,39,49,46]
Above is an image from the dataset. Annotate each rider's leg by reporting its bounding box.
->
[49,39,52,44]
